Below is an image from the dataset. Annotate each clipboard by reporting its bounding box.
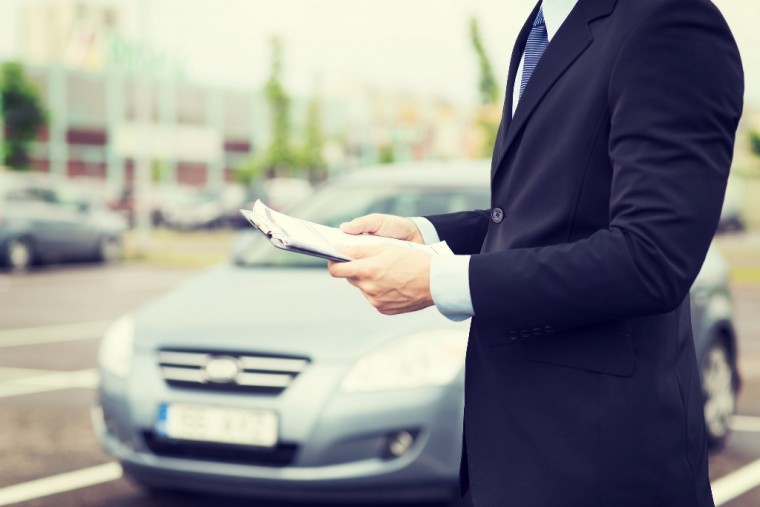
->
[239,200,453,262]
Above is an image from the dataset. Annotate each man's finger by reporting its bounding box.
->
[327,260,358,279]
[335,243,390,260]
[339,214,383,235]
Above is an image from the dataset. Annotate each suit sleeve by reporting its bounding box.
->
[468,0,744,333]
[425,210,491,255]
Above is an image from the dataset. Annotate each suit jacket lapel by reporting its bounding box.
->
[501,1,542,137]
[490,2,539,180]
[492,0,617,181]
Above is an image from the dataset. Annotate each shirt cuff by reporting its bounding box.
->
[430,255,474,322]
[408,217,440,245]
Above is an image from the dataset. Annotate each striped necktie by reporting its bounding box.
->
[519,6,549,99]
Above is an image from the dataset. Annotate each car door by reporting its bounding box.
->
[53,186,102,259]
[27,185,93,260]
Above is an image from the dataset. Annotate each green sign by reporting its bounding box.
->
[106,31,186,80]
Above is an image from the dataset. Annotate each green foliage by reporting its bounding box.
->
[750,130,760,158]
[238,38,300,185]
[1,62,47,169]
[238,40,331,184]
[469,18,501,157]
[264,38,296,171]
[236,155,267,186]
[151,160,166,182]
[378,144,395,165]
[298,94,326,180]
[470,18,499,105]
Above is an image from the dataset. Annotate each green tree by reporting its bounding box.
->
[298,93,326,180]
[236,151,267,186]
[469,18,500,157]
[151,160,166,183]
[1,62,47,169]
[238,37,297,184]
[378,144,395,165]
[470,18,499,105]
[750,130,760,158]
[264,37,295,172]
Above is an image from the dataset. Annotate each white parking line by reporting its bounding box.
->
[730,415,760,433]
[0,462,122,506]
[0,321,111,348]
[713,458,760,506]
[0,368,98,399]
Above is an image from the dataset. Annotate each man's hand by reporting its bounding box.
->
[340,214,425,244]
[328,244,433,315]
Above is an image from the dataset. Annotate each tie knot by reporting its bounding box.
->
[533,7,546,28]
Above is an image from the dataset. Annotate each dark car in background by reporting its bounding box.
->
[94,162,740,504]
[0,172,127,271]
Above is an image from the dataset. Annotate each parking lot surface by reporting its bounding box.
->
[1,262,760,506]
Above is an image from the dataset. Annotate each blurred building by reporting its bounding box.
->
[20,0,261,190]
[18,1,481,191]
[24,64,261,188]
[22,0,119,72]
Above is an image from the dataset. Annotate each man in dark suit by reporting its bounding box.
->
[328,0,744,504]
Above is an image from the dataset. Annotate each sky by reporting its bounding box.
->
[0,0,757,107]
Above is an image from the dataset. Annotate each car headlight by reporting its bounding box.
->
[98,315,135,378]
[340,330,468,393]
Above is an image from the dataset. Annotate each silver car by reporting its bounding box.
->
[94,162,739,504]
[0,172,126,271]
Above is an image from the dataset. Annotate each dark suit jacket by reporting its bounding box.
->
[426,0,743,505]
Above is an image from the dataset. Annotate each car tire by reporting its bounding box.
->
[97,236,123,263]
[701,338,738,449]
[5,237,34,271]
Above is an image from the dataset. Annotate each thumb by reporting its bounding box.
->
[340,214,383,235]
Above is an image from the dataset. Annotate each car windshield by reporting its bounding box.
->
[235,181,489,268]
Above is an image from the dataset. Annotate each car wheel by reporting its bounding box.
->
[5,237,33,271]
[98,236,123,263]
[701,339,737,449]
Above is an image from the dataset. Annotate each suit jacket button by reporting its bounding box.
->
[491,208,504,223]
[520,329,531,338]
[532,328,543,336]
[508,331,518,340]
[544,325,555,334]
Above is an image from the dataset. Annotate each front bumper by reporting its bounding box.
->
[95,421,455,503]
[94,355,463,502]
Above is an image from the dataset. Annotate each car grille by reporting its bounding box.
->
[157,349,310,395]
[142,431,298,466]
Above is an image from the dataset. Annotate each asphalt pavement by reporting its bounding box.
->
[1,261,760,506]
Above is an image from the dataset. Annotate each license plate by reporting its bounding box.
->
[156,403,278,448]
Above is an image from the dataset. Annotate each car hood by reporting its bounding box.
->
[134,263,466,361]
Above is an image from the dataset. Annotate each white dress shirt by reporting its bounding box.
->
[413,0,578,322]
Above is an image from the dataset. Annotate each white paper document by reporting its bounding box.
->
[240,200,454,262]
